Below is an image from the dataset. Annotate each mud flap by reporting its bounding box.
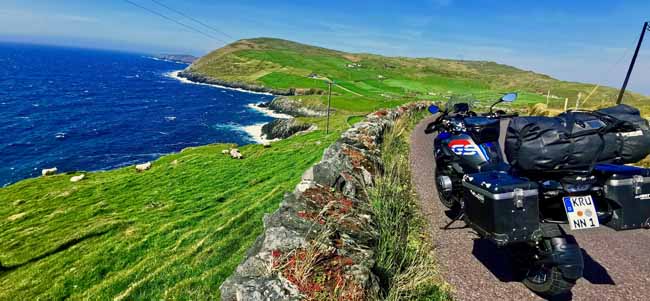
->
[549,241,584,280]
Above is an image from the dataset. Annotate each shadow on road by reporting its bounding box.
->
[581,249,615,285]
[564,234,616,285]
[471,236,615,290]
[471,239,517,282]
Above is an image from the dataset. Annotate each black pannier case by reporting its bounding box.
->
[594,164,650,230]
[462,171,541,246]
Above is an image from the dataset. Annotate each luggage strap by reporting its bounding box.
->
[562,112,609,172]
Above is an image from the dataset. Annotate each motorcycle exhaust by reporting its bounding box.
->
[437,175,453,192]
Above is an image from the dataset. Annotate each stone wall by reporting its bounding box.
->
[220,102,428,300]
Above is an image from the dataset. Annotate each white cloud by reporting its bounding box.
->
[0,9,98,23]
[52,14,99,23]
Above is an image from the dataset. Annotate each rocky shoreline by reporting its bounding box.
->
[178,70,294,95]
[176,70,332,143]
[259,97,330,117]
[261,119,315,140]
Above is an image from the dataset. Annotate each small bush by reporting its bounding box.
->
[529,103,550,116]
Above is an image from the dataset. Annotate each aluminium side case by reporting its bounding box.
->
[594,164,650,230]
[462,171,542,246]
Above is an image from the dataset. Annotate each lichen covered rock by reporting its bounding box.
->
[261,119,313,140]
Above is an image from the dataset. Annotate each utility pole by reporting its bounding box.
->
[326,81,332,134]
[617,21,648,104]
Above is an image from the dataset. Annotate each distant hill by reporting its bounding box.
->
[186,37,649,111]
[154,54,198,64]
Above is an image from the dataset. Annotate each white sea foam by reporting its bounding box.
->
[242,123,280,144]
[166,70,273,96]
[144,56,188,65]
[166,70,299,145]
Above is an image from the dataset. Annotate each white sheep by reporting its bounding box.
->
[42,167,58,176]
[230,149,243,159]
[70,174,85,182]
[135,162,152,172]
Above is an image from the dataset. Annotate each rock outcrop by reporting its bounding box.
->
[264,97,329,117]
[261,119,313,140]
[220,102,428,300]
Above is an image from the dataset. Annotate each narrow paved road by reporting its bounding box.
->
[410,116,650,301]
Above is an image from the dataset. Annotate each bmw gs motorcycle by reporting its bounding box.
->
[424,93,650,297]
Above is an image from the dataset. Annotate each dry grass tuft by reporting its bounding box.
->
[369,111,450,300]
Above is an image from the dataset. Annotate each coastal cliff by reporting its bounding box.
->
[261,97,329,117]
[178,70,295,95]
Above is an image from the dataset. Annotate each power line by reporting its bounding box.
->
[617,21,648,104]
[122,0,227,44]
[149,0,235,41]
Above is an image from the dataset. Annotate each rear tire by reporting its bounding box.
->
[523,266,575,297]
[515,234,582,297]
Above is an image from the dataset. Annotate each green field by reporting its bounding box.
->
[0,132,337,299]
[189,37,649,116]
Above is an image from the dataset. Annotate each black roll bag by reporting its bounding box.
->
[462,171,542,246]
[595,104,650,163]
[505,116,572,171]
[594,164,650,230]
[505,104,650,172]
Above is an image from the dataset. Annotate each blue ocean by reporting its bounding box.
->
[0,43,274,187]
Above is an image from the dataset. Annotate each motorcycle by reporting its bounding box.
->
[423,93,650,297]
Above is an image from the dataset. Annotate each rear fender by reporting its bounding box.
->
[540,237,584,280]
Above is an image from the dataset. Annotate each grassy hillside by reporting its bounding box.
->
[188,37,649,115]
[0,131,337,299]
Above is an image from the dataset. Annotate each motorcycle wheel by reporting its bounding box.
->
[523,265,575,297]
[514,235,581,297]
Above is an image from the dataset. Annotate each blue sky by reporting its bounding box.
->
[1,0,649,94]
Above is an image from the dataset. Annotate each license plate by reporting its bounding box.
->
[563,196,600,230]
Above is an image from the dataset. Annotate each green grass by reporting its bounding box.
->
[0,131,338,300]
[369,111,450,300]
[346,115,365,126]
[258,72,326,90]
